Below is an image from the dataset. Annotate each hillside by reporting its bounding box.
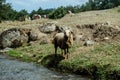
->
[0,7,120,80]
[0,7,120,32]
[58,7,120,26]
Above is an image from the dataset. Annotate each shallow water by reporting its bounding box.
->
[0,54,90,80]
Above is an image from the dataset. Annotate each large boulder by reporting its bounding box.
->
[0,28,27,49]
[39,36,51,44]
[29,29,38,41]
[37,32,51,44]
[0,28,39,49]
[29,32,51,45]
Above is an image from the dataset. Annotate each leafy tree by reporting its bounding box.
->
[29,10,37,19]
[48,6,67,19]
[79,4,86,12]
[65,5,76,13]
[6,8,18,20]
[90,0,120,10]
[15,9,28,20]
[0,0,19,21]
[37,7,44,15]
[73,5,81,13]
[0,0,12,21]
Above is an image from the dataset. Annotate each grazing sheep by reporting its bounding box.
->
[53,30,73,59]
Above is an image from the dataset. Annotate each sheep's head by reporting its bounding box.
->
[64,30,73,43]
[64,30,73,38]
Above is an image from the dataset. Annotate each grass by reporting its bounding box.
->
[58,43,120,80]
[7,49,32,62]
[6,42,120,80]
[7,43,78,63]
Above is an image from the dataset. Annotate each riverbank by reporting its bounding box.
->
[4,42,120,80]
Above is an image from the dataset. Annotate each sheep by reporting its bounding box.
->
[68,10,75,17]
[52,29,73,59]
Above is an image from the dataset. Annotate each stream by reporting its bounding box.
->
[0,54,90,80]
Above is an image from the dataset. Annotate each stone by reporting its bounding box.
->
[84,40,94,46]
[0,28,40,49]
[39,23,56,33]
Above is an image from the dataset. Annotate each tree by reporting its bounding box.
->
[91,0,120,10]
[29,10,37,19]
[65,6,76,13]
[0,0,19,21]
[15,9,28,20]
[49,6,67,19]
[0,0,12,21]
[37,7,44,15]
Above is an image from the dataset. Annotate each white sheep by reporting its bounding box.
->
[52,30,73,59]
[68,10,75,17]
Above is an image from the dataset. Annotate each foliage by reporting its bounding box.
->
[0,0,13,21]
[15,9,28,20]
[48,7,67,19]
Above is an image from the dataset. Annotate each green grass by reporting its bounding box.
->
[58,43,120,80]
[7,50,31,62]
[7,43,78,63]
[6,42,120,79]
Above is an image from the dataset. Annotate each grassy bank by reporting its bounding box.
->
[57,43,120,80]
[6,42,120,80]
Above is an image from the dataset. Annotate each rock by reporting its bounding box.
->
[39,23,56,33]
[34,30,51,45]
[29,29,38,41]
[39,36,50,44]
[103,37,109,40]
[56,25,72,32]
[0,28,27,48]
[0,47,13,53]
[76,33,83,40]
[0,28,40,49]
[102,37,110,41]
[37,32,47,40]
[84,40,94,46]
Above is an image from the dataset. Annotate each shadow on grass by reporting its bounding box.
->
[41,54,64,68]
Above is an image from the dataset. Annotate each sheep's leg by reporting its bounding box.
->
[55,46,57,57]
[64,49,67,59]
[66,48,69,59]
[61,49,64,56]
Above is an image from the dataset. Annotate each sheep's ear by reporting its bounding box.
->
[70,31,74,34]
[63,30,66,34]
